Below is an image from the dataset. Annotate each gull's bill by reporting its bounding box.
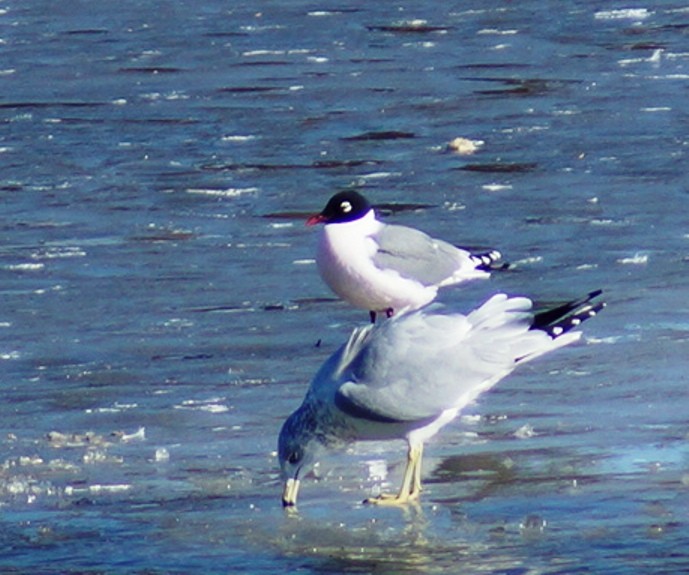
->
[282,478,300,507]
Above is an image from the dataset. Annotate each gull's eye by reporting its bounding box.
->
[340,200,352,214]
[287,451,302,465]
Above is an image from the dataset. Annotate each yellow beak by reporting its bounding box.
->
[282,478,300,507]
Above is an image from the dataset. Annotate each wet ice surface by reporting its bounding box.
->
[2,1,689,573]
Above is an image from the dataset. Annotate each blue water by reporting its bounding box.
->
[2,1,689,573]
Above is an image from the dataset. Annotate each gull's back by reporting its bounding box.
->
[331,295,582,425]
[373,224,488,287]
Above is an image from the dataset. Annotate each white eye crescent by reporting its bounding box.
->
[341,201,352,213]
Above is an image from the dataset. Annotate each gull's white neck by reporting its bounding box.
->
[327,208,379,235]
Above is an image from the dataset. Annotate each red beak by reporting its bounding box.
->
[306,213,327,226]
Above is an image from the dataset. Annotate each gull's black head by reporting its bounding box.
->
[306,191,373,225]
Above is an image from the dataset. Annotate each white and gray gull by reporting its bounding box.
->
[279,289,604,507]
[306,191,503,322]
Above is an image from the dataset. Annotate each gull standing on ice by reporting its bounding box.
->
[279,290,604,507]
[306,191,503,322]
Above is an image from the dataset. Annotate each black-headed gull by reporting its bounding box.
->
[306,191,503,322]
[279,290,604,506]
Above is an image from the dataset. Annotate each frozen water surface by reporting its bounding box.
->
[1,1,689,573]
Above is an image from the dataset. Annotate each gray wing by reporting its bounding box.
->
[335,296,557,423]
[372,224,473,286]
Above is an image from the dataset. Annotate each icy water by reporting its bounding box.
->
[2,1,689,573]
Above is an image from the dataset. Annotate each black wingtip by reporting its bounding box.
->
[469,249,509,272]
[531,290,605,338]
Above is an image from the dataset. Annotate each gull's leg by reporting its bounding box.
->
[365,443,424,506]
[410,443,424,499]
[370,308,395,323]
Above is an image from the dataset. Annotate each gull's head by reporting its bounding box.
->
[277,408,323,507]
[306,190,373,226]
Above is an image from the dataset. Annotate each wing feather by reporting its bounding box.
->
[334,295,562,423]
[372,224,480,286]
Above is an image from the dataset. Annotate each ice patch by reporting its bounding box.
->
[0,473,58,503]
[553,108,581,116]
[65,484,132,496]
[46,430,121,448]
[390,19,431,29]
[482,184,513,192]
[307,10,344,17]
[221,134,257,143]
[85,402,138,414]
[415,41,437,48]
[511,256,543,266]
[590,218,629,227]
[242,49,277,57]
[365,459,388,482]
[119,427,146,442]
[174,398,230,413]
[83,448,123,465]
[664,51,689,61]
[478,29,518,36]
[443,202,466,212]
[514,424,537,439]
[358,171,402,180]
[198,405,230,413]
[587,333,640,344]
[594,8,652,21]
[447,137,484,155]
[162,318,194,329]
[140,91,189,101]
[654,74,689,80]
[617,252,649,265]
[154,447,170,462]
[619,48,662,67]
[31,246,86,260]
[186,187,259,198]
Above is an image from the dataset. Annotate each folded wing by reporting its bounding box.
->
[335,294,581,423]
[373,224,486,286]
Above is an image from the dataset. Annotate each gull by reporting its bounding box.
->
[278,290,604,506]
[306,191,503,322]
